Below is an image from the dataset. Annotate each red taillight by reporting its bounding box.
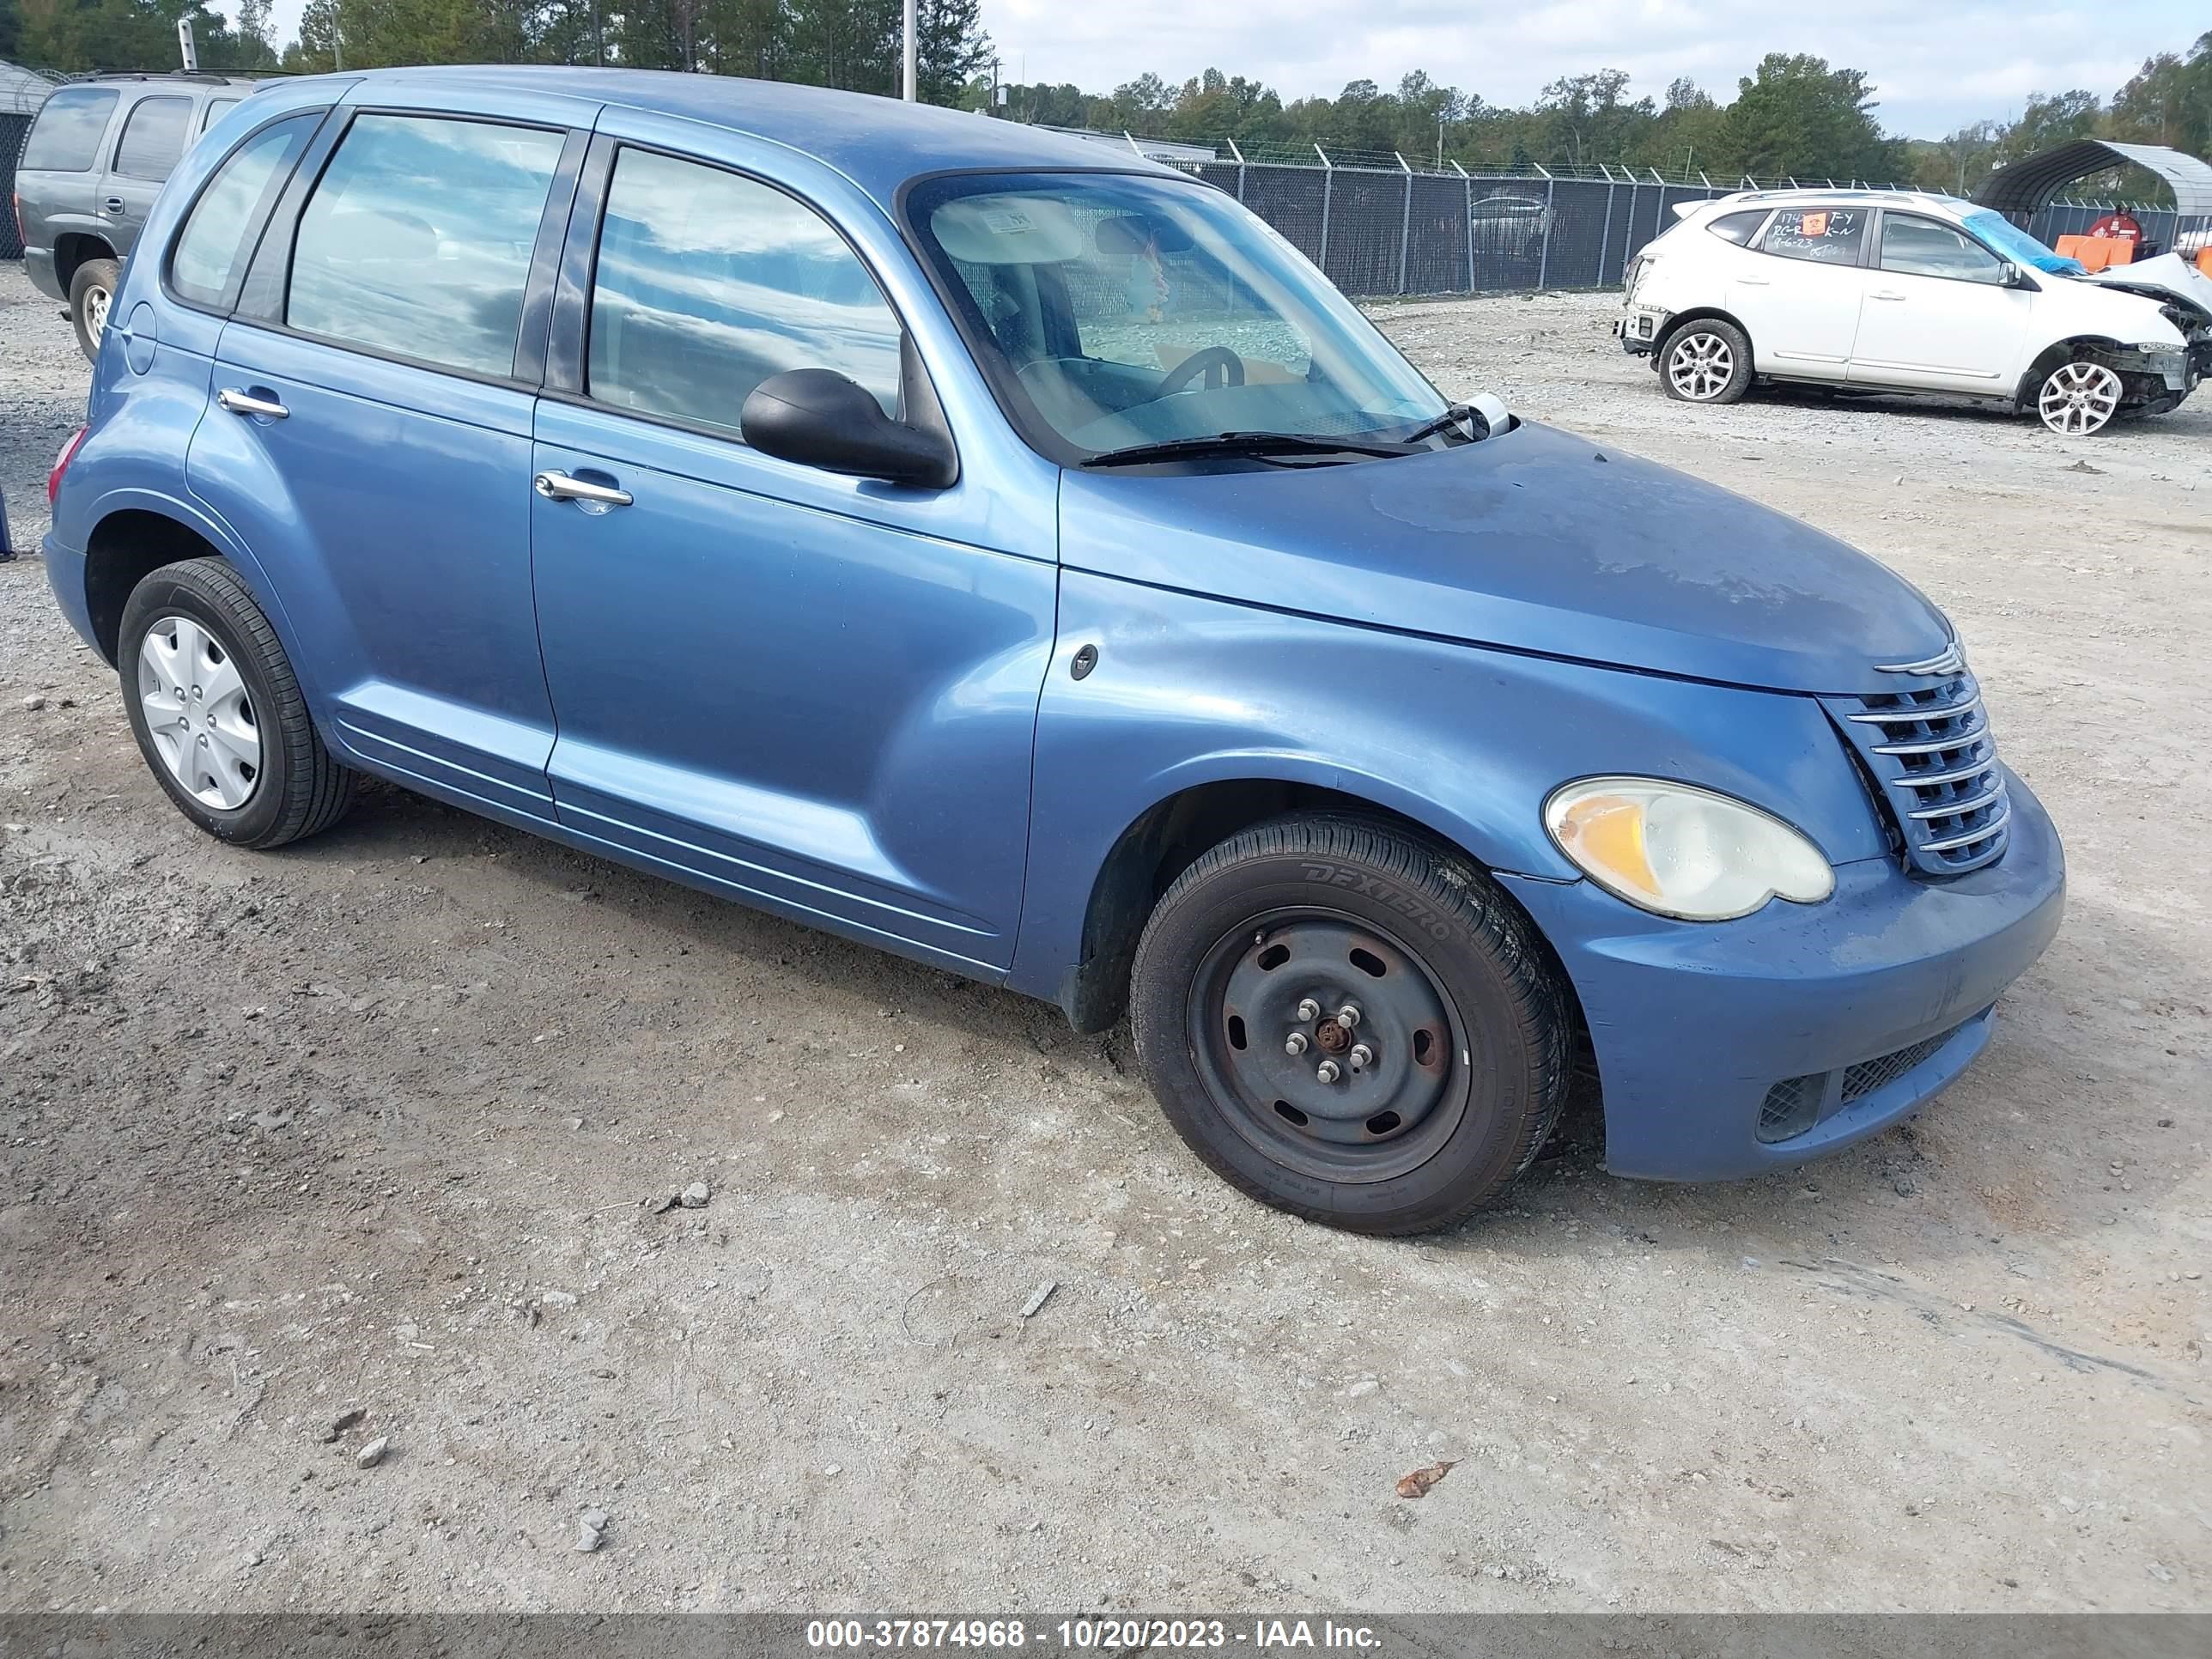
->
[48,427,88,508]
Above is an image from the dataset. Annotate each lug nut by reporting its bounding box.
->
[1337,1003,1362,1029]
[1296,998,1321,1022]
[1316,1060,1341,1085]
[1284,1031,1310,1056]
[1347,1043,1373,1073]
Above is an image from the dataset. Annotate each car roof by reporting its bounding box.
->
[289,65,1180,209]
[1704,187,1967,216]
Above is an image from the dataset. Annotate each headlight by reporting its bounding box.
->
[1543,778,1835,921]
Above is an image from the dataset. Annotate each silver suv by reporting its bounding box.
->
[14,71,263,361]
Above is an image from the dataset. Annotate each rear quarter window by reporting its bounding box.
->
[1705,210,1769,246]
[21,88,120,173]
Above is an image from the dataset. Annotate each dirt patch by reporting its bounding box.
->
[3,268,2208,1612]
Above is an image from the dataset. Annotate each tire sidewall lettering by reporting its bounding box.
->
[1298,860,1454,942]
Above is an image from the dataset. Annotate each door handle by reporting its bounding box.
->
[103,197,125,214]
[1870,289,1906,301]
[217,387,289,419]
[534,471,633,508]
[1738,274,1770,286]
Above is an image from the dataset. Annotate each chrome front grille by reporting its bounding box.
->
[1824,647,2010,876]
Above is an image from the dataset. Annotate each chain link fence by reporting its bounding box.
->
[1,69,2203,283]
[1159,147,2212,298]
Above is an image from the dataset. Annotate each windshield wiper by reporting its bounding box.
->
[1394,403,1485,445]
[1079,430,1418,468]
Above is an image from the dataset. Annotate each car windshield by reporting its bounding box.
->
[903,170,1459,463]
[1961,210,2084,276]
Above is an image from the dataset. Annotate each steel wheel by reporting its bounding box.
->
[1668,330,1735,400]
[137,614,261,811]
[1188,908,1469,1184]
[2038,361,2122,435]
[83,283,111,344]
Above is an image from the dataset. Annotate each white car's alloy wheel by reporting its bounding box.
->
[138,615,261,810]
[1668,331,1735,401]
[2038,361,2123,436]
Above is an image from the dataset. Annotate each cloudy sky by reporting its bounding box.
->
[250,0,2202,140]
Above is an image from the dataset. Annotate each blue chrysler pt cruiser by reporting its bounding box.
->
[43,68,2064,1233]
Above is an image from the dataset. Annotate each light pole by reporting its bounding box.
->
[903,0,918,101]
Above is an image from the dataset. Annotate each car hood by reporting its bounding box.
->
[1057,420,1951,696]
[2084,252,2212,327]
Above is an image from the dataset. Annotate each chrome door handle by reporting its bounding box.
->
[1870,289,1906,301]
[533,471,633,507]
[217,387,289,419]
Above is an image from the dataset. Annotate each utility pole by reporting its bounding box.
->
[592,0,605,67]
[902,0,917,101]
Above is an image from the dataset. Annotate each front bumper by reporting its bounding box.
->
[1501,766,2064,1182]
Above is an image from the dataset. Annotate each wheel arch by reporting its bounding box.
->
[1656,306,1753,362]
[2014,336,2125,410]
[52,233,119,294]
[78,495,294,670]
[1054,770,1584,1047]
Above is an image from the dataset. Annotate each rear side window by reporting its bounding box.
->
[1705,210,1768,246]
[170,114,319,310]
[203,99,242,134]
[1762,207,1867,265]
[21,88,119,173]
[287,114,565,378]
[586,147,903,434]
[112,96,193,182]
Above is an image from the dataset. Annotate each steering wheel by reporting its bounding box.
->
[1153,346,1246,398]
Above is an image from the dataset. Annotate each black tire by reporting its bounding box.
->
[1129,815,1571,1236]
[1658,317,1753,405]
[118,557,356,849]
[70,258,121,364]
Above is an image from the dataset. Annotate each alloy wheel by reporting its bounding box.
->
[1668,331,1735,400]
[137,615,261,811]
[2038,361,2122,436]
[1188,909,1470,1183]
[84,284,111,344]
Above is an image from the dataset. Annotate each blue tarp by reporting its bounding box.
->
[1965,210,2085,275]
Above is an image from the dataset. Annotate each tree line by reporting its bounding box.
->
[2,0,993,101]
[3,2,2205,198]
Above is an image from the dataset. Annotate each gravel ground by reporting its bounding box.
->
[2,264,2209,1614]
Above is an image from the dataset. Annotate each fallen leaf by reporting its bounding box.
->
[1395,1459,1458,1499]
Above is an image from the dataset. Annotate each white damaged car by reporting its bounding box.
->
[1618,188,2212,435]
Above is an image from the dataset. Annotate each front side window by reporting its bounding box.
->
[112,96,192,181]
[22,88,118,172]
[288,113,564,378]
[905,171,1450,460]
[587,148,902,434]
[1881,216,2006,283]
[1762,206,1868,266]
[170,114,319,310]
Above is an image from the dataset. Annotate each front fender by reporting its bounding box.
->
[1005,570,1891,1006]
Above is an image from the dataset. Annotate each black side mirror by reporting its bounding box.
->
[740,368,957,489]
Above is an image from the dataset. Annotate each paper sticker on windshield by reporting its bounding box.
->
[981,208,1036,234]
[1802,210,1829,238]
